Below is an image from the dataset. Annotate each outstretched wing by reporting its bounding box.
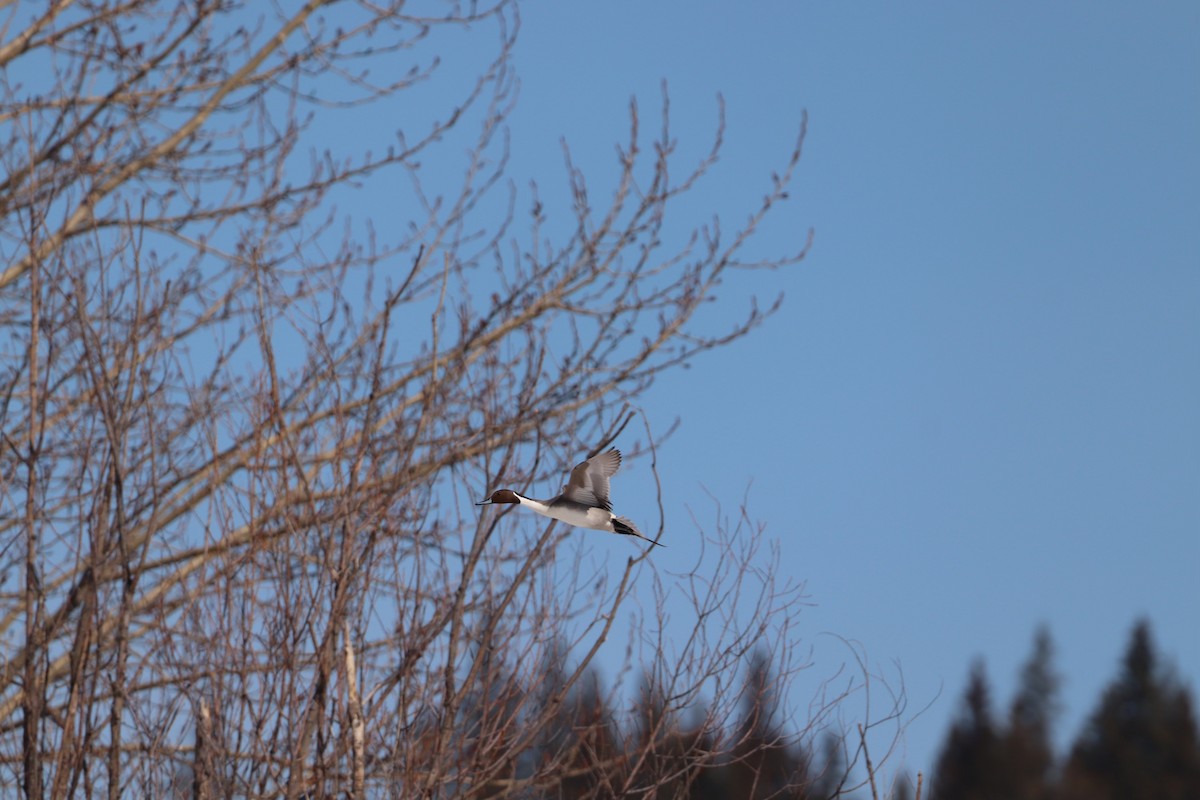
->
[561,448,622,510]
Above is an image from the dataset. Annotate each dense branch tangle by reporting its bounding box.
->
[0,2,832,798]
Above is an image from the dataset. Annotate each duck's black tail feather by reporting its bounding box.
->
[613,517,665,548]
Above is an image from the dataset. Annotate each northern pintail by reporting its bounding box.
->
[477,448,663,548]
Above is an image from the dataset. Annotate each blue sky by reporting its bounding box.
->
[497,0,1200,779]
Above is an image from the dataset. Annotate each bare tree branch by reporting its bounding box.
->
[0,2,904,797]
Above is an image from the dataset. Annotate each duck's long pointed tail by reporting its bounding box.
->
[613,517,665,549]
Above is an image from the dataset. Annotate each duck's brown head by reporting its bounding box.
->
[476,489,520,506]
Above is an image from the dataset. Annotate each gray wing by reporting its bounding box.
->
[561,448,622,510]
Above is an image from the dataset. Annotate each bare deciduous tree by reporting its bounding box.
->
[0,2,899,798]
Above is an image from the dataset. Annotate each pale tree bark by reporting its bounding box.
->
[0,2,903,797]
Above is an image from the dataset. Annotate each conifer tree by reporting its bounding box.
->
[728,651,810,798]
[1002,626,1059,800]
[1060,619,1200,800]
[930,660,1003,800]
[890,774,914,800]
[807,732,848,800]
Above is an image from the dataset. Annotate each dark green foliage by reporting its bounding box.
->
[1060,619,1200,800]
[808,733,849,800]
[529,650,829,799]
[1001,625,1059,800]
[725,651,811,799]
[931,628,1061,800]
[622,651,818,799]
[890,773,914,800]
[930,660,1003,800]
[929,619,1200,800]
